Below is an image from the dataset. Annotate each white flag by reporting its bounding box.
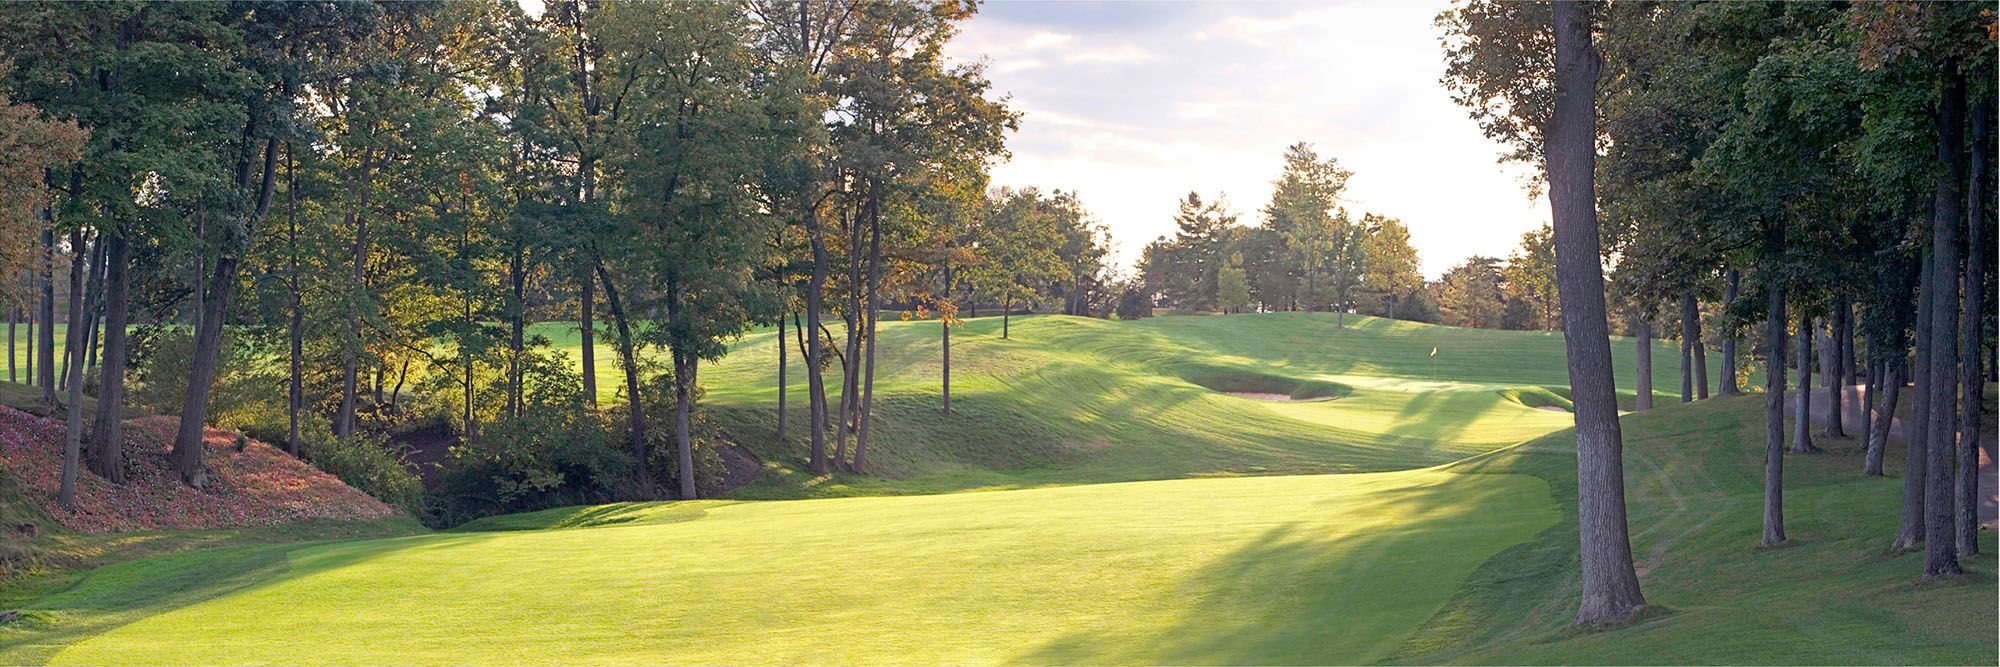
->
[1430,346,1437,357]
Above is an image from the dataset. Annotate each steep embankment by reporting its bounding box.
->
[0,406,398,534]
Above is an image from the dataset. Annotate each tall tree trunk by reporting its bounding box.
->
[944,259,952,411]
[674,350,695,500]
[176,130,282,488]
[853,192,884,475]
[7,302,15,384]
[1838,297,1857,388]
[776,308,787,441]
[1634,317,1653,411]
[286,145,302,456]
[1679,293,1696,403]
[22,298,32,387]
[835,212,863,468]
[335,150,377,439]
[1719,269,1740,395]
[88,232,130,481]
[1922,69,1964,577]
[38,225,55,404]
[80,236,105,377]
[1791,313,1816,453]
[57,229,86,509]
[1762,280,1788,546]
[1691,294,1708,400]
[1003,295,1011,339]
[805,204,830,475]
[1864,364,1900,477]
[508,238,525,418]
[580,269,596,406]
[1818,318,1842,438]
[665,276,696,501]
[1550,1,1645,625]
[595,261,649,490]
[1896,251,1933,551]
[1955,96,1990,558]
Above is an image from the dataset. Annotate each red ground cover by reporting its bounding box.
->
[0,406,397,533]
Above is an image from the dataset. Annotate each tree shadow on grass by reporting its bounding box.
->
[1008,477,1555,666]
[0,529,502,665]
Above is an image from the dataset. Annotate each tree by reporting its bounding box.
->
[1263,142,1354,316]
[1217,254,1250,314]
[1436,256,1504,328]
[1502,224,1558,329]
[1445,0,1645,624]
[1356,214,1422,318]
[1143,192,1235,311]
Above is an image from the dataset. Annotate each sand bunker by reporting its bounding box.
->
[1226,392,1336,402]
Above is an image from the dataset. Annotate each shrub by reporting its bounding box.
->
[1115,283,1154,320]
[424,350,639,527]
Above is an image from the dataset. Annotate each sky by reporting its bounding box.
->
[939,0,1548,279]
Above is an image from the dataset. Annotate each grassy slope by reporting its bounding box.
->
[49,470,1558,665]
[31,395,1992,666]
[540,313,1696,497]
[1397,394,1996,665]
[8,314,1985,665]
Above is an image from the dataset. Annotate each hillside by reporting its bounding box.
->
[647,313,1694,496]
[21,394,1991,665]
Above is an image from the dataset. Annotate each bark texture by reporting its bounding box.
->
[1550,1,1645,624]
[1922,70,1963,577]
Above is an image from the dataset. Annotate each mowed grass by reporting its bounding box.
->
[22,393,1990,665]
[1396,394,1996,665]
[10,313,1978,666]
[541,312,1702,497]
[46,469,1559,665]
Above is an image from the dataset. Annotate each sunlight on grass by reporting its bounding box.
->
[53,470,1557,666]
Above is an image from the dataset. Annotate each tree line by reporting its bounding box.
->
[1135,142,1428,323]
[1443,0,1994,624]
[0,0,1124,523]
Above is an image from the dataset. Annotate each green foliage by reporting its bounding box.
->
[1393,287,1441,324]
[126,327,278,433]
[1499,296,1536,331]
[1215,254,1251,314]
[1434,256,1506,329]
[1113,282,1154,321]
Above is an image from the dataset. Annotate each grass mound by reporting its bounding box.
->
[1496,386,1573,412]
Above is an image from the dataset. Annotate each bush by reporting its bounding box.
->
[424,350,646,527]
[1115,284,1154,320]
[425,408,632,528]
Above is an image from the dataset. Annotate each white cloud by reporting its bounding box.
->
[995,59,1047,73]
[1024,31,1074,50]
[949,1,1548,279]
[1062,46,1153,64]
